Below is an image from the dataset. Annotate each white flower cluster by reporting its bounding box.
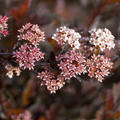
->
[89,28,115,51]
[52,26,81,50]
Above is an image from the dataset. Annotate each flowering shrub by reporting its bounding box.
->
[12,25,115,93]
[1,0,120,119]
[0,15,115,94]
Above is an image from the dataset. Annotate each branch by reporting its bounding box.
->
[0,52,12,55]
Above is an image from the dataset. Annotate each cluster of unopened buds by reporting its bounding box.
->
[1,15,115,93]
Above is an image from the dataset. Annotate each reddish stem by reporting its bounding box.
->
[87,0,109,28]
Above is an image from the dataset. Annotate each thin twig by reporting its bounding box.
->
[0,52,12,55]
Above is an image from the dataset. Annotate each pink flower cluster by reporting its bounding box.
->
[37,70,65,93]
[12,110,31,120]
[86,54,113,82]
[89,28,115,51]
[18,23,45,46]
[56,50,86,80]
[37,50,87,93]
[11,24,115,93]
[13,23,45,70]
[0,15,8,37]
[37,49,113,93]
[52,26,81,50]
[13,43,44,70]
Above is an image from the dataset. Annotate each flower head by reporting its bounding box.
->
[13,43,44,70]
[86,54,113,82]
[37,70,65,93]
[52,26,81,50]
[89,28,115,51]
[0,15,8,37]
[12,110,31,120]
[5,64,21,78]
[18,23,45,46]
[56,50,86,80]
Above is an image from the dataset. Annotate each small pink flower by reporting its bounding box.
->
[18,23,45,46]
[37,70,65,93]
[86,54,113,82]
[0,15,8,37]
[13,43,44,70]
[56,50,86,80]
